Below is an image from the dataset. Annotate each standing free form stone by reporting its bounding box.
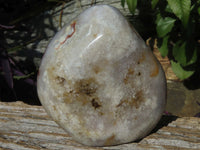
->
[37,5,166,146]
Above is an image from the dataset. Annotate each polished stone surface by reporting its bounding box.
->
[37,5,166,146]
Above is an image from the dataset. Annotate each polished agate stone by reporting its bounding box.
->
[37,5,166,146]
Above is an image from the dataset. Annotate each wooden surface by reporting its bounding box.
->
[0,101,200,150]
[1,1,200,149]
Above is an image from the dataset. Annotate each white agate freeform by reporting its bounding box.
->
[37,5,166,146]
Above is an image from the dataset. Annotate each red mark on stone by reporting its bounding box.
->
[56,21,76,50]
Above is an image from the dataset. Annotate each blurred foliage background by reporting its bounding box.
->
[0,0,66,104]
[122,0,200,81]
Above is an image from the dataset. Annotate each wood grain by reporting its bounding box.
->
[0,101,199,150]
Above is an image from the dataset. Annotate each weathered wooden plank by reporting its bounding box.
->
[0,101,200,150]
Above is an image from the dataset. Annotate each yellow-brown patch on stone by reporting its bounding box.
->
[132,90,144,109]
[55,76,65,85]
[47,66,70,101]
[99,112,104,116]
[134,116,138,120]
[93,33,97,38]
[116,90,144,109]
[60,78,100,106]
[75,78,98,96]
[53,105,57,111]
[128,68,134,75]
[116,99,128,107]
[63,98,72,104]
[137,52,146,64]
[150,57,159,77]
[113,120,117,126]
[124,68,134,84]
[47,66,55,81]
[72,78,99,106]
[76,95,90,105]
[47,66,67,91]
[77,117,93,137]
[104,134,116,146]
[62,88,74,104]
[91,98,101,109]
[92,65,101,74]
[123,78,128,84]
[63,96,72,104]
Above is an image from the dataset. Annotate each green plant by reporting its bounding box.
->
[122,0,200,80]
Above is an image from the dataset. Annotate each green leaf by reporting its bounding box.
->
[156,16,176,37]
[13,72,34,80]
[173,41,197,66]
[167,0,182,19]
[185,45,198,66]
[198,7,200,16]
[167,0,191,27]
[173,41,187,66]
[165,4,173,13]
[171,60,194,80]
[121,0,125,8]
[180,0,191,27]
[159,36,169,57]
[151,0,159,9]
[126,0,138,15]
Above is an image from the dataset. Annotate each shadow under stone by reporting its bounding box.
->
[151,115,178,134]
